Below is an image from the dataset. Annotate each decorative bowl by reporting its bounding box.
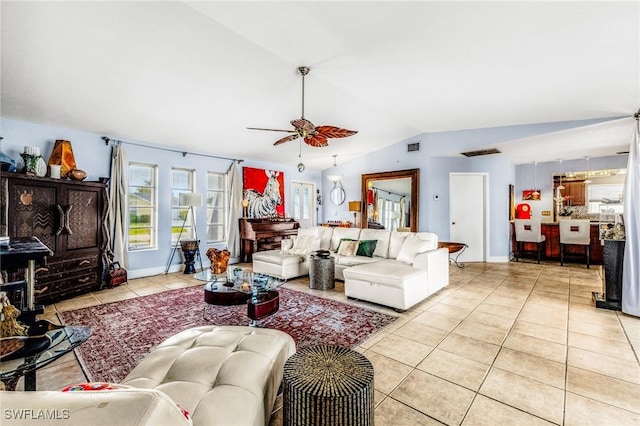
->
[68,169,87,181]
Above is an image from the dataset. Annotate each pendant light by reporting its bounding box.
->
[327,154,342,182]
[532,161,539,198]
[584,156,592,183]
[297,139,305,172]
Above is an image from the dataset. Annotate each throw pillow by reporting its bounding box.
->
[396,236,432,264]
[356,240,378,257]
[337,240,358,256]
[335,238,356,253]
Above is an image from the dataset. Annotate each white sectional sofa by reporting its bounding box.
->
[251,226,449,311]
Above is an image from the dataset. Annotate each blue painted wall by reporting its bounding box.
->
[1,117,322,277]
[2,116,630,272]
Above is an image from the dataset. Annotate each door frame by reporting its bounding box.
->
[449,172,490,262]
[290,180,317,227]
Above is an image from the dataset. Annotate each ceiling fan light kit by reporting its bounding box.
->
[248,66,358,152]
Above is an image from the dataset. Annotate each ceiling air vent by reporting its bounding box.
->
[407,142,420,152]
[461,148,501,157]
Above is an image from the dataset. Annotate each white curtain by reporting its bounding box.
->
[108,143,129,268]
[622,119,639,317]
[226,161,242,258]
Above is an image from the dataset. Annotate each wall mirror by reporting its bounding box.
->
[360,169,419,231]
[552,168,625,221]
[330,182,346,205]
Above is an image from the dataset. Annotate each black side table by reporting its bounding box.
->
[309,252,335,290]
[283,345,374,426]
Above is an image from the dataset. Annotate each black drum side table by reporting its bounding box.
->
[309,252,335,290]
[283,345,374,426]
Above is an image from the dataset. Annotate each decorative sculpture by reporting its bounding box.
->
[206,248,230,275]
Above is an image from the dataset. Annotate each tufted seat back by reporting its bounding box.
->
[122,326,296,426]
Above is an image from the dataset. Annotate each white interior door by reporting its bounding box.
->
[450,173,487,262]
[291,181,315,228]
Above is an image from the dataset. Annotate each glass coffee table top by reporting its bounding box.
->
[0,325,91,390]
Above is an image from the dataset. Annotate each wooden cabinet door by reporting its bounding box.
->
[62,185,103,253]
[8,179,59,254]
[565,182,586,205]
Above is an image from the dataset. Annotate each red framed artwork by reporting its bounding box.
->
[242,166,285,218]
[522,190,540,201]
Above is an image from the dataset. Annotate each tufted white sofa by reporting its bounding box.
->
[252,226,449,311]
[1,326,296,426]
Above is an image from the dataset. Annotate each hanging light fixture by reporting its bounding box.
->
[584,156,592,183]
[532,161,540,198]
[297,139,305,172]
[327,154,342,182]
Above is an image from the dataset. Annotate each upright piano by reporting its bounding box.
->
[239,218,300,262]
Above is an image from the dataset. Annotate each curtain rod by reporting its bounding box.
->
[101,136,244,163]
[371,186,406,198]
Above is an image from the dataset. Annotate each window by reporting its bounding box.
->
[171,168,195,243]
[206,171,227,243]
[128,163,157,250]
[587,184,624,214]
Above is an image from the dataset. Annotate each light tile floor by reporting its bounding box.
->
[7,260,640,425]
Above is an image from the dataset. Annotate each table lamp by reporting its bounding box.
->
[348,201,361,228]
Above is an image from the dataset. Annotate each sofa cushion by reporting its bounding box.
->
[396,235,433,264]
[330,228,362,251]
[356,240,378,257]
[343,259,426,289]
[389,231,411,258]
[359,229,391,258]
[253,250,303,266]
[335,255,382,267]
[291,234,320,254]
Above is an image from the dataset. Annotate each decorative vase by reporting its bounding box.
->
[47,140,76,178]
[0,137,17,172]
[20,153,47,177]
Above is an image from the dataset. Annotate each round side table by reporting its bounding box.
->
[283,345,374,426]
[309,252,335,290]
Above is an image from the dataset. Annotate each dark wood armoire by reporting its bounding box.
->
[1,172,108,304]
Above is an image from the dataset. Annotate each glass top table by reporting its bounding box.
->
[0,325,91,391]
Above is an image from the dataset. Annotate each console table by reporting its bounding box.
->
[0,237,52,325]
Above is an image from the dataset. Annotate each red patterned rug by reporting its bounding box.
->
[58,286,396,382]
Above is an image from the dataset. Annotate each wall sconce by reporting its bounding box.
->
[348,201,361,227]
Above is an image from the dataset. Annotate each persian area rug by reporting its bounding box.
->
[58,286,396,383]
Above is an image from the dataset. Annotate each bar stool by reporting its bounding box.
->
[559,219,591,268]
[514,219,546,264]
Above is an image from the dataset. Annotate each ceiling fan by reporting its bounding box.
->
[247,66,357,147]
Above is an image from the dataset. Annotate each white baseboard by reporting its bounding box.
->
[486,255,510,263]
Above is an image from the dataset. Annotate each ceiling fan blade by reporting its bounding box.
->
[304,134,329,148]
[291,118,316,133]
[247,127,297,133]
[315,126,358,139]
[273,134,300,146]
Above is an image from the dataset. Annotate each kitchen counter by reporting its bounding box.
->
[511,222,603,264]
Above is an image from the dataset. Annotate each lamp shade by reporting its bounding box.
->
[348,201,362,212]
[179,192,202,207]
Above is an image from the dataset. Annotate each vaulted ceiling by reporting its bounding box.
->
[1,1,638,170]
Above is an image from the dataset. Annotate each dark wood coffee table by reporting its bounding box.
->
[247,290,279,325]
[203,281,250,321]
